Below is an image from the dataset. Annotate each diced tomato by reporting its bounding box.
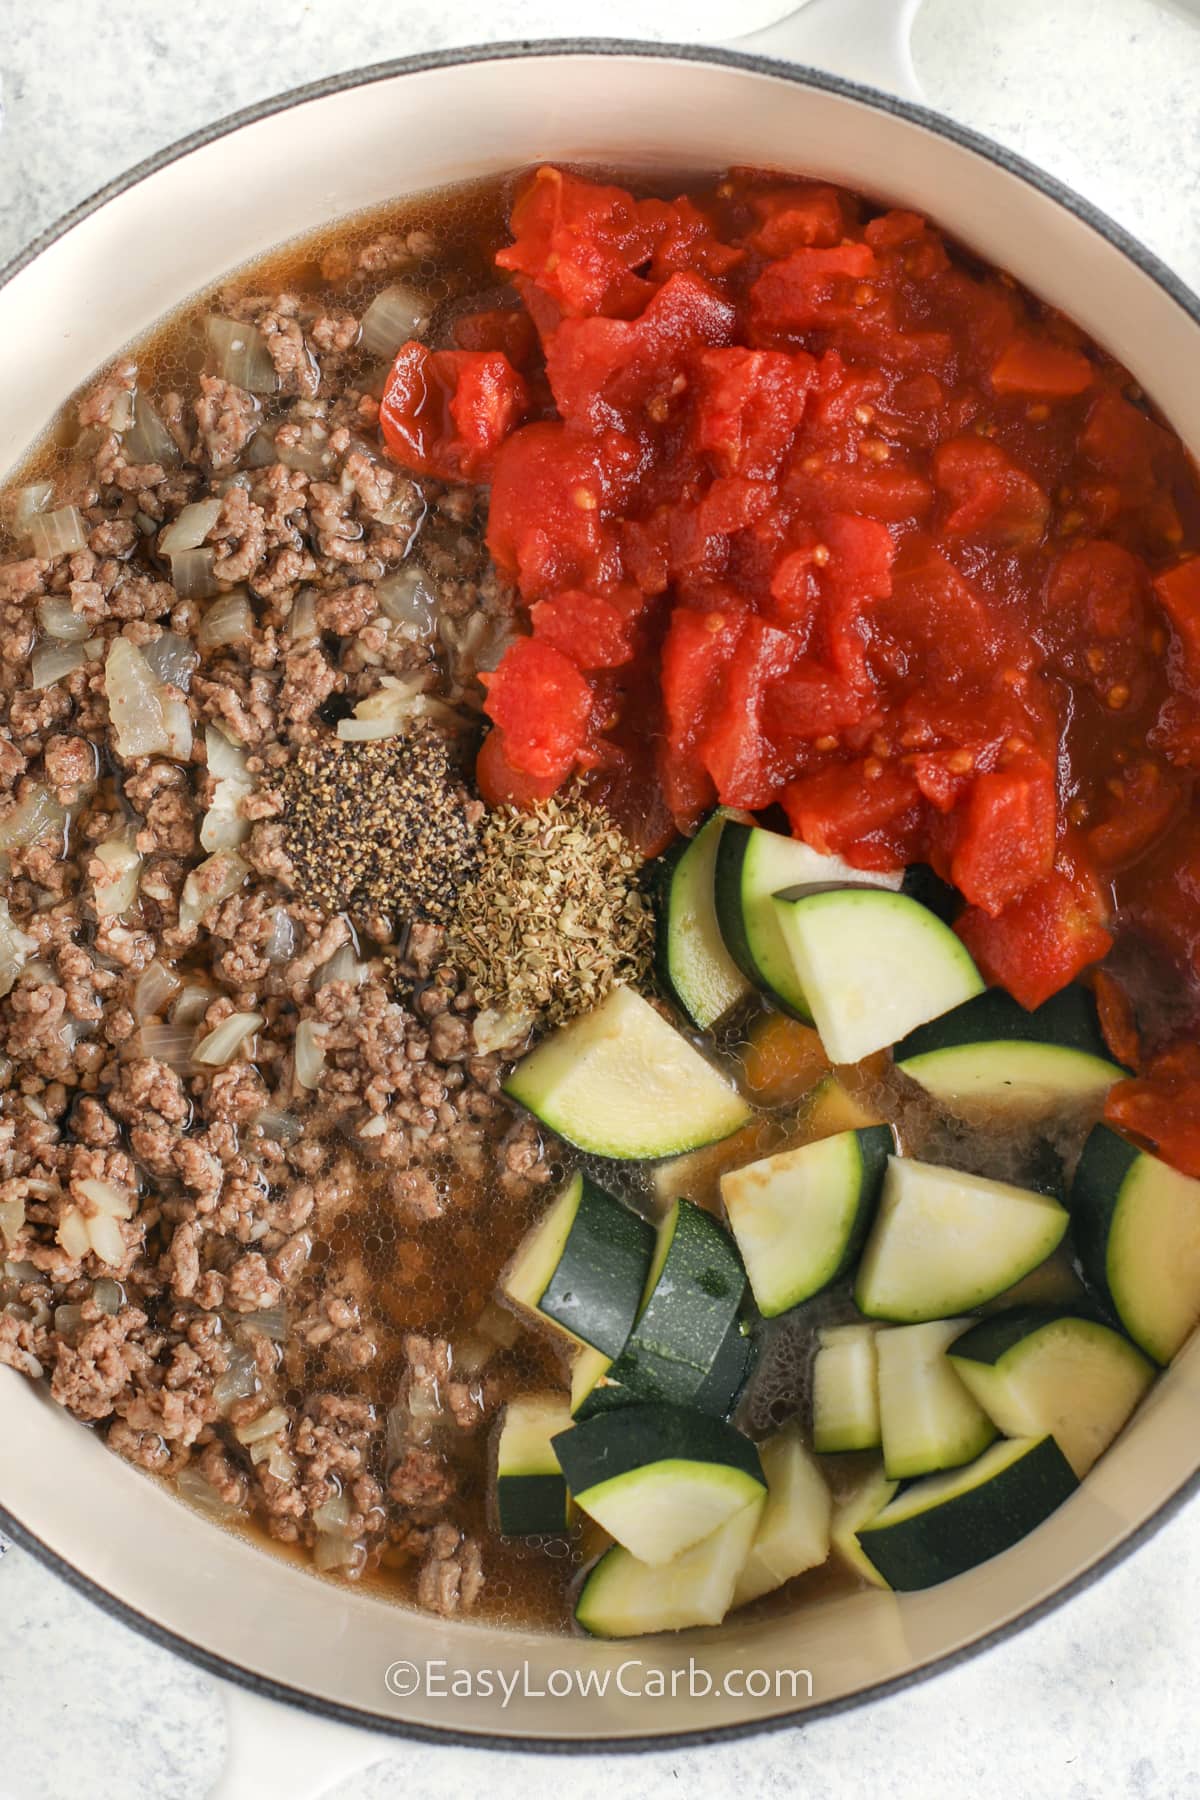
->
[949,751,1057,915]
[643,194,745,283]
[659,603,748,828]
[933,436,1050,546]
[379,343,528,482]
[763,656,873,741]
[544,272,736,432]
[691,347,815,478]
[1092,968,1141,1072]
[496,165,660,319]
[863,209,932,252]
[956,859,1114,1010]
[749,243,878,340]
[530,586,642,670]
[480,637,593,785]
[486,423,629,599]
[746,185,849,255]
[1105,1042,1200,1177]
[453,304,540,370]
[869,540,1006,686]
[1087,759,1183,870]
[475,727,566,809]
[700,617,797,808]
[1040,540,1150,698]
[1154,556,1200,681]
[990,336,1094,399]
[782,759,922,869]
[1114,813,1200,978]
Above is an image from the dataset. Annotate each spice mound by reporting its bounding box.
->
[447,793,653,1029]
[281,733,481,923]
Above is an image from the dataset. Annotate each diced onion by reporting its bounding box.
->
[476,1299,522,1350]
[8,481,54,538]
[142,630,199,692]
[204,316,278,395]
[193,1010,263,1067]
[315,943,364,991]
[237,1306,289,1343]
[37,596,91,642]
[90,1215,127,1268]
[200,726,252,853]
[179,850,249,931]
[171,983,214,1027]
[253,1106,302,1145]
[77,1177,134,1219]
[54,1303,86,1337]
[123,393,180,468]
[286,589,318,645]
[360,284,432,360]
[214,1345,260,1413]
[92,1277,124,1315]
[294,1020,327,1090]
[105,639,169,759]
[92,830,143,920]
[336,672,435,743]
[30,642,86,691]
[452,1333,492,1378]
[243,428,278,469]
[313,1532,365,1574]
[170,547,219,602]
[265,907,295,965]
[0,786,65,856]
[177,1467,243,1521]
[376,566,437,641]
[197,589,253,651]
[266,1444,297,1483]
[312,1491,353,1537]
[0,1194,25,1244]
[159,498,222,557]
[472,1008,536,1057]
[136,1022,197,1071]
[275,432,335,478]
[27,506,88,561]
[160,694,194,764]
[205,725,248,783]
[234,1404,290,1446]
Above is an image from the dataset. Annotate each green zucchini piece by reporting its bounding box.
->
[877,1319,997,1480]
[693,1313,759,1420]
[714,821,902,1022]
[731,1428,832,1608]
[570,1343,614,1416]
[606,1198,747,1405]
[720,1126,893,1317]
[1071,1124,1200,1365]
[576,1494,765,1637]
[503,984,752,1161]
[553,1402,766,1565]
[494,1394,572,1535]
[771,887,984,1064]
[655,811,753,1030]
[948,1308,1155,1477]
[812,1323,881,1453]
[856,1157,1069,1323]
[856,1434,1079,1590]
[831,1460,899,1587]
[895,985,1125,1114]
[501,1170,655,1356]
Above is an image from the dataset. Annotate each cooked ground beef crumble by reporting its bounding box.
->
[0,201,567,1621]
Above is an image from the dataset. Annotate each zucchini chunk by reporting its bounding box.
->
[693,1312,759,1420]
[771,887,984,1064]
[494,1394,572,1535]
[503,983,752,1161]
[714,821,902,1021]
[655,811,753,1030]
[803,1073,886,1137]
[570,1343,614,1415]
[500,1170,655,1356]
[895,986,1126,1114]
[552,1403,766,1565]
[877,1320,996,1480]
[606,1198,747,1405]
[731,1427,832,1608]
[948,1308,1155,1477]
[812,1323,882,1453]
[721,1125,894,1317]
[576,1494,765,1637]
[1071,1124,1200,1364]
[855,1435,1079,1590]
[856,1157,1069,1323]
[831,1460,899,1587]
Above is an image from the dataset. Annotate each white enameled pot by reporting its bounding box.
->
[1,4,1199,1790]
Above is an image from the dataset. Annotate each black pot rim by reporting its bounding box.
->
[2,32,1198,1759]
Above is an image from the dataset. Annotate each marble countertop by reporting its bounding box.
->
[1,2,1199,1796]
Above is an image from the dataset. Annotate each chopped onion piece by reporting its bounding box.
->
[238,1306,289,1343]
[56,1207,94,1261]
[315,942,365,991]
[8,481,54,537]
[253,1106,302,1145]
[376,566,437,641]
[142,629,199,692]
[266,1444,297,1483]
[214,1345,259,1413]
[37,596,91,643]
[54,1302,86,1337]
[124,393,180,468]
[178,1467,243,1521]
[234,1404,291,1446]
[452,1333,492,1378]
[170,547,219,602]
[193,1010,263,1067]
[336,673,438,742]
[92,1278,124,1315]
[77,1177,134,1220]
[0,786,65,856]
[171,983,214,1027]
[276,435,335,478]
[105,638,169,758]
[136,1022,197,1071]
[200,727,252,851]
[204,316,278,395]
[313,1532,365,1574]
[0,1193,25,1244]
[27,505,88,561]
[312,1491,353,1536]
[360,284,432,360]
[30,642,86,690]
[243,427,278,469]
[294,1020,327,1090]
[160,694,194,764]
[92,830,143,920]
[196,589,253,650]
[472,1008,535,1057]
[265,907,295,965]
[205,724,248,782]
[286,588,318,644]
[159,498,221,557]
[179,850,249,931]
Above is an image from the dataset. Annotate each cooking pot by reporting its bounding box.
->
[2,3,1199,1787]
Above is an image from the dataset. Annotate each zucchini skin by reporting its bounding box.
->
[552,1402,765,1496]
[895,984,1122,1066]
[1068,1123,1143,1325]
[606,1199,747,1405]
[947,1304,1106,1365]
[832,1125,895,1284]
[537,1175,656,1358]
[496,1473,569,1536]
[712,822,811,1021]
[575,1315,758,1422]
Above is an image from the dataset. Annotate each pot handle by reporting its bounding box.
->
[725,0,926,104]
[208,1679,393,1800]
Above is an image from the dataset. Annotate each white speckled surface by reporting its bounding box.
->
[0,3,1198,1797]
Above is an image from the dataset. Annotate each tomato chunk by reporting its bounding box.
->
[691,346,815,478]
[1154,556,1200,680]
[700,617,797,808]
[496,165,660,320]
[746,184,850,255]
[379,342,528,482]
[1105,1043,1200,1177]
[475,728,565,809]
[530,587,642,671]
[750,243,878,339]
[487,423,629,599]
[949,751,1057,915]
[480,637,593,785]
[659,603,748,827]
[934,436,1050,546]
[956,860,1113,1009]
[782,760,921,870]
[990,336,1094,399]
